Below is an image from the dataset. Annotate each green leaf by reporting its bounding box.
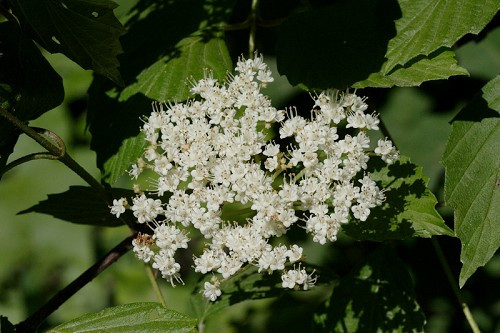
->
[482,75,500,111]
[220,201,256,224]
[190,264,331,322]
[383,0,500,74]
[102,132,148,185]
[0,316,15,333]
[353,49,468,88]
[314,246,425,332]
[276,0,400,89]
[343,156,453,241]
[190,266,285,322]
[0,22,64,175]
[87,0,233,184]
[48,302,197,332]
[8,0,125,85]
[18,186,134,227]
[120,36,232,102]
[442,75,500,287]
[87,78,151,184]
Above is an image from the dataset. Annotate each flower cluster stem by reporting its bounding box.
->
[248,0,258,56]
[431,238,481,333]
[145,265,168,308]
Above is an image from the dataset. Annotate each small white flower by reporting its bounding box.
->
[375,138,399,164]
[203,280,222,301]
[131,194,164,224]
[110,197,127,218]
[286,245,303,263]
[264,156,279,171]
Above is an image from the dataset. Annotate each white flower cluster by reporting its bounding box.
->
[109,54,398,301]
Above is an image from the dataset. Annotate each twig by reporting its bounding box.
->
[14,235,136,333]
[0,107,111,204]
[1,152,59,176]
[248,0,258,57]
[431,238,481,333]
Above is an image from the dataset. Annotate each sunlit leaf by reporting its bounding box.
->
[9,0,125,84]
[383,0,499,74]
[120,37,231,102]
[442,75,500,287]
[102,133,148,185]
[343,156,453,240]
[49,303,197,332]
[353,49,468,88]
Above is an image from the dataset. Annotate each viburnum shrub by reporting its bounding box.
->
[110,54,399,301]
[0,1,497,332]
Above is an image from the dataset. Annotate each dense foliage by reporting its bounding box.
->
[0,0,498,332]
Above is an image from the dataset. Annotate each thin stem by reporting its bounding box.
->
[61,153,112,203]
[292,167,307,183]
[431,238,481,333]
[0,107,111,204]
[1,152,59,176]
[0,107,61,155]
[248,0,258,57]
[145,265,167,308]
[14,235,135,333]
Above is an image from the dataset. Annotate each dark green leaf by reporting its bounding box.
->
[442,76,500,287]
[314,246,426,332]
[87,78,150,184]
[276,0,400,89]
[343,156,453,240]
[8,0,125,84]
[190,264,331,322]
[220,201,255,224]
[48,302,197,332]
[190,266,285,322]
[0,22,64,175]
[102,132,148,185]
[18,186,134,227]
[0,316,15,333]
[87,0,233,184]
[353,49,468,88]
[383,0,500,74]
